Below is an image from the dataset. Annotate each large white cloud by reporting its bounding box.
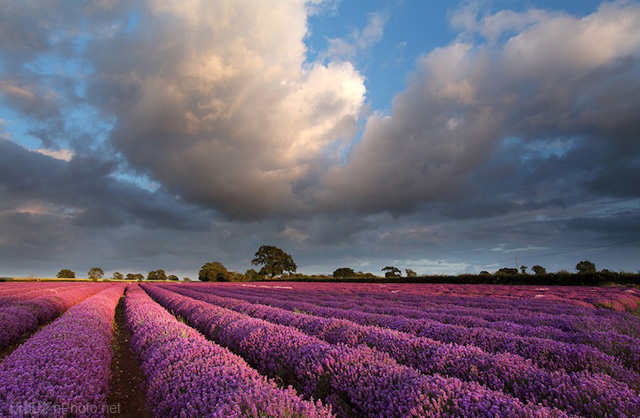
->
[85,0,365,218]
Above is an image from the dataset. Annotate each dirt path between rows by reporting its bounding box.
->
[107,295,153,418]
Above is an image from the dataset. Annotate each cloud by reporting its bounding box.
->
[1,1,640,276]
[323,10,389,61]
[0,138,208,231]
[32,148,75,161]
[81,0,365,219]
[322,1,640,214]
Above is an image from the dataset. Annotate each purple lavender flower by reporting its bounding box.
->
[125,284,334,418]
[0,284,125,418]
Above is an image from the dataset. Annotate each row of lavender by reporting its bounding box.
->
[125,285,332,417]
[238,282,640,313]
[142,284,575,418]
[154,283,640,418]
[197,282,640,368]
[0,284,125,417]
[206,282,640,336]
[181,283,640,381]
[1,283,334,418]
[2,281,637,417]
[0,282,112,350]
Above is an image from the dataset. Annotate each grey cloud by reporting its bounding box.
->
[3,1,639,223]
[1,1,640,277]
[322,2,640,217]
[0,139,209,231]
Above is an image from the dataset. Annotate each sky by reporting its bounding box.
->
[1,0,639,279]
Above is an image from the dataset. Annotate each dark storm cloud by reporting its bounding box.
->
[0,139,209,231]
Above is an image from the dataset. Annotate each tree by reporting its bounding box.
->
[199,262,230,282]
[251,245,297,278]
[405,269,417,278]
[126,273,143,281]
[333,267,355,278]
[244,269,261,281]
[576,260,596,274]
[382,266,401,278]
[496,267,518,276]
[148,270,168,280]
[167,275,179,281]
[57,269,75,279]
[88,267,104,281]
[532,265,546,275]
[183,277,192,282]
[520,265,528,274]
[112,271,124,280]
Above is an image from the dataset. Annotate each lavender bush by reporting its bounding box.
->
[143,284,567,418]
[194,284,639,389]
[161,284,640,418]
[0,284,124,418]
[0,283,111,350]
[125,284,334,418]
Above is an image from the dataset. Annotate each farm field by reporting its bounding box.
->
[0,282,639,417]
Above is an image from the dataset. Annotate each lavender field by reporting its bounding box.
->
[1,281,639,417]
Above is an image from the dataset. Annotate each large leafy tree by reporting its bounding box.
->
[88,267,104,281]
[112,271,124,280]
[148,270,168,280]
[576,260,596,274]
[333,267,355,278]
[532,265,546,275]
[57,269,75,279]
[199,262,230,282]
[126,273,144,281]
[381,266,401,278]
[251,245,297,279]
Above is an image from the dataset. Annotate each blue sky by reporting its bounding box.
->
[0,0,639,278]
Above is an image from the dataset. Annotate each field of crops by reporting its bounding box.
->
[1,281,639,417]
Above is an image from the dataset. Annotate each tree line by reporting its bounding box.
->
[55,250,639,286]
[56,268,184,281]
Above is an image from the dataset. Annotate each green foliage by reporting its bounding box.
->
[167,275,179,281]
[405,269,417,278]
[148,270,168,280]
[329,268,379,280]
[126,273,144,281]
[382,266,401,278]
[576,260,596,274]
[199,262,230,282]
[88,267,104,281]
[532,265,547,275]
[496,267,518,276]
[56,269,76,279]
[244,269,261,281]
[251,245,297,279]
[112,271,124,280]
[333,267,356,278]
